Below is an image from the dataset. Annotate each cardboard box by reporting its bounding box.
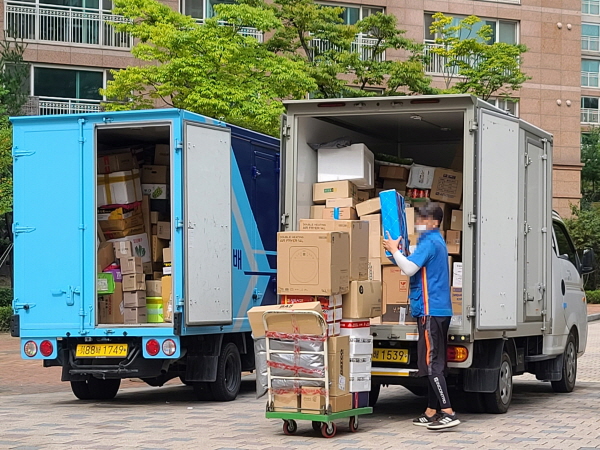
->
[368,258,381,281]
[362,214,382,259]
[328,336,350,397]
[151,224,158,235]
[143,262,153,275]
[382,266,409,305]
[349,355,372,373]
[146,280,162,297]
[154,144,170,166]
[451,210,463,231]
[142,184,168,200]
[98,242,115,272]
[161,275,173,322]
[451,287,462,315]
[430,168,463,206]
[98,152,136,174]
[142,165,168,184]
[102,225,146,240]
[109,233,151,264]
[382,303,417,324]
[97,273,116,295]
[157,222,170,240]
[277,232,350,296]
[98,282,124,324]
[150,211,164,224]
[112,240,133,259]
[379,165,409,180]
[123,290,146,307]
[356,197,381,217]
[446,230,461,255]
[122,273,146,292]
[152,235,167,263]
[281,294,343,308]
[142,194,151,236]
[98,169,142,207]
[163,247,172,263]
[247,302,324,338]
[322,207,358,220]
[326,197,357,208]
[407,164,436,189]
[342,280,382,319]
[328,321,341,337]
[124,306,147,324]
[382,179,407,192]
[120,257,143,275]
[448,256,454,284]
[310,205,326,219]
[274,392,300,412]
[299,220,369,281]
[301,388,326,414]
[357,191,370,202]
[313,180,358,204]
[340,318,370,337]
[99,206,144,232]
[153,271,163,280]
[405,207,415,236]
[453,262,463,288]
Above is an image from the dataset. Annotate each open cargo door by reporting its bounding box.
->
[184,122,233,326]
[12,117,94,334]
[475,109,520,330]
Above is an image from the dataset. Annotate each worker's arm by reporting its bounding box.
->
[392,251,420,277]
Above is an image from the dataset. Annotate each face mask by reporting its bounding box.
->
[415,224,428,233]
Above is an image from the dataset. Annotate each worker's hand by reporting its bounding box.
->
[383,231,402,254]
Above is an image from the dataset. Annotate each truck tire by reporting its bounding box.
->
[551,333,577,393]
[70,381,93,400]
[193,382,215,401]
[463,391,486,413]
[369,383,381,407]
[483,352,513,414]
[70,378,121,400]
[210,342,241,402]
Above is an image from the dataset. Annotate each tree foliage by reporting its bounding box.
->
[565,205,600,289]
[0,34,30,116]
[581,127,600,205]
[428,12,530,100]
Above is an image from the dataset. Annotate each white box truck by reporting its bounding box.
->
[280,94,594,413]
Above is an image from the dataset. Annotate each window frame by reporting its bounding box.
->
[552,221,580,270]
[424,13,519,45]
[582,58,600,88]
[581,95,600,124]
[583,0,600,16]
[317,2,385,25]
[582,22,600,52]
[30,63,109,101]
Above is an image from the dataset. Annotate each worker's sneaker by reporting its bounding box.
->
[427,412,460,430]
[412,413,440,427]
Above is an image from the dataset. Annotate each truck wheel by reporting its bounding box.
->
[368,383,381,407]
[210,342,241,402]
[70,381,93,400]
[463,391,486,413]
[483,352,513,414]
[193,382,215,401]
[70,378,120,400]
[551,333,577,393]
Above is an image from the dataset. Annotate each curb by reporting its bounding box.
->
[588,313,600,322]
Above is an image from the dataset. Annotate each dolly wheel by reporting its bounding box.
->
[312,421,322,432]
[349,416,359,432]
[321,422,337,438]
[283,420,297,435]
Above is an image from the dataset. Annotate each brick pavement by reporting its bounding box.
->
[0,323,600,449]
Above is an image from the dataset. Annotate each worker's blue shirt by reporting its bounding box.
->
[407,229,452,317]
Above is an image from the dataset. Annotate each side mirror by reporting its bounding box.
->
[581,248,596,275]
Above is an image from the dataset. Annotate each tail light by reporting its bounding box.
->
[146,339,160,356]
[447,345,468,363]
[24,341,38,357]
[162,339,176,356]
[40,340,54,357]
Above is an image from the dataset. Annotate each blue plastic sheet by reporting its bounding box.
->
[379,190,410,260]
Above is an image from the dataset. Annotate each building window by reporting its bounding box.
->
[424,14,517,44]
[582,96,600,124]
[582,59,600,87]
[583,23,600,52]
[319,4,384,25]
[583,0,600,15]
[181,0,238,20]
[488,98,518,116]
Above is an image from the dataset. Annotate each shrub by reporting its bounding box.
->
[0,305,12,332]
[586,290,600,304]
[0,288,12,308]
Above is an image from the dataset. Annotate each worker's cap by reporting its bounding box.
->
[414,203,444,224]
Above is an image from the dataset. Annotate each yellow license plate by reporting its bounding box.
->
[372,348,409,363]
[76,343,128,358]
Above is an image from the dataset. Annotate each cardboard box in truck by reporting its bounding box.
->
[310,205,325,219]
[98,152,136,174]
[313,180,358,204]
[342,280,382,318]
[379,165,409,180]
[430,168,463,206]
[322,207,358,220]
[361,214,382,259]
[451,210,463,231]
[356,197,381,217]
[382,266,409,305]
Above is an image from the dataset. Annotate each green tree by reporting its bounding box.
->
[581,127,600,205]
[103,0,316,135]
[428,12,530,101]
[0,113,11,216]
[564,205,600,289]
[0,34,30,116]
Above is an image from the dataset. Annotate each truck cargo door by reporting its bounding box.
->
[475,109,520,330]
[12,118,94,334]
[184,123,233,326]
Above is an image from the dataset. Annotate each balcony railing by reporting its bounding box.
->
[37,96,102,115]
[195,18,263,42]
[424,42,481,75]
[583,35,600,52]
[309,33,383,62]
[582,71,600,88]
[4,0,131,48]
[582,108,600,124]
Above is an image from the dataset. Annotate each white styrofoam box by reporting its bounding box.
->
[323,307,342,323]
[349,372,372,392]
[328,321,341,336]
[407,164,436,189]
[317,143,375,189]
[349,336,373,355]
[322,294,343,308]
[349,354,372,373]
[453,262,463,288]
[340,319,371,337]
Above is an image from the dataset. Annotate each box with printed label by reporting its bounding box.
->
[109,233,151,264]
[446,230,461,255]
[300,388,326,414]
[349,373,371,392]
[281,294,343,308]
[142,184,168,200]
[123,290,146,307]
[98,152,136,174]
[327,336,350,397]
[247,302,324,338]
[323,307,342,323]
[382,303,417,324]
[112,240,133,259]
[120,257,143,275]
[98,169,143,207]
[340,319,371,337]
[156,221,170,240]
[124,306,147,324]
[349,336,373,355]
[313,180,358,204]
[356,197,381,217]
[430,168,463,206]
[146,280,162,297]
[362,214,382,259]
[349,354,372,373]
[322,207,358,220]
[451,210,463,231]
[141,165,168,184]
[274,392,300,412]
[161,275,173,322]
[154,144,170,166]
[379,165,409,180]
[277,231,350,296]
[328,321,341,336]
[382,266,409,305]
[451,287,462,315]
[342,280,382,319]
[325,197,357,208]
[368,258,381,281]
[407,164,436,189]
[122,273,146,292]
[310,205,325,219]
[299,219,369,282]
[97,273,115,295]
[98,282,124,324]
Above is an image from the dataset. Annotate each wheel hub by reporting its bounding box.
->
[499,360,512,404]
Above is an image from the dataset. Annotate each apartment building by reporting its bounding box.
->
[0,0,584,215]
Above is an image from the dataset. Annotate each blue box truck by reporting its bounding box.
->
[10,109,279,401]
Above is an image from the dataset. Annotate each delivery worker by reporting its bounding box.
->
[383,203,460,430]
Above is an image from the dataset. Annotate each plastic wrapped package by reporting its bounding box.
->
[268,353,325,379]
[271,378,325,390]
[255,337,268,399]
[269,338,324,353]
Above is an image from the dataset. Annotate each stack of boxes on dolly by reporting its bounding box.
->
[96,144,173,325]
